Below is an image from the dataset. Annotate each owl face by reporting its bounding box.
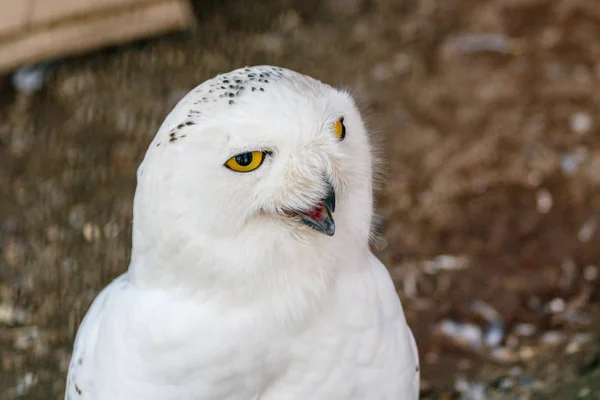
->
[133,66,374,259]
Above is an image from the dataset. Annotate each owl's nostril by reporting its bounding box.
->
[323,181,335,213]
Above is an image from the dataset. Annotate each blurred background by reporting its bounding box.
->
[1,0,600,398]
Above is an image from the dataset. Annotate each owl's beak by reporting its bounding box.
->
[298,182,336,236]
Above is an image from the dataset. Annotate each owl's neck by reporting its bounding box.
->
[128,207,371,325]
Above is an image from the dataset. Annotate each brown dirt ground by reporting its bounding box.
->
[1,0,600,398]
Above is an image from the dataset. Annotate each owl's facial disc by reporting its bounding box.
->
[295,181,336,237]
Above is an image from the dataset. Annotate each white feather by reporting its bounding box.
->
[65,66,419,400]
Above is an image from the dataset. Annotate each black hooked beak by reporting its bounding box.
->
[298,181,336,237]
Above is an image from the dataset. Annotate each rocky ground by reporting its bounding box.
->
[1,0,599,398]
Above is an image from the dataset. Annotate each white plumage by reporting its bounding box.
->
[65,66,419,400]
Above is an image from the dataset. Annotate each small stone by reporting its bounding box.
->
[527,171,543,187]
[3,237,26,268]
[484,322,504,347]
[14,372,37,396]
[391,53,412,75]
[465,382,486,400]
[469,300,501,323]
[82,223,101,242]
[0,303,31,326]
[548,298,566,313]
[12,65,49,93]
[560,154,579,175]
[253,33,284,55]
[566,339,581,354]
[454,377,470,393]
[536,188,553,213]
[446,34,513,54]
[577,387,591,398]
[279,9,301,32]
[103,221,120,239]
[403,270,417,298]
[13,326,44,351]
[583,265,598,281]
[371,63,393,82]
[563,309,591,325]
[68,205,86,230]
[561,146,589,176]
[46,225,62,242]
[508,366,524,377]
[438,319,482,349]
[423,255,470,274]
[491,347,517,363]
[351,21,370,42]
[531,380,546,391]
[519,346,535,360]
[540,331,567,346]
[498,377,516,389]
[577,218,598,243]
[570,112,592,134]
[514,323,537,337]
[572,333,594,344]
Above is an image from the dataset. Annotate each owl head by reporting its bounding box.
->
[130,66,376,290]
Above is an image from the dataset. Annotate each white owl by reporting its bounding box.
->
[65,66,420,400]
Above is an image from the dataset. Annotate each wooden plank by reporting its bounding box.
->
[30,0,154,25]
[0,0,195,73]
[0,0,31,37]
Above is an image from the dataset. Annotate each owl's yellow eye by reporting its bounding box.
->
[225,151,265,173]
[333,117,346,140]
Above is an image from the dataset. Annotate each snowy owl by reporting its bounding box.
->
[65,66,419,400]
